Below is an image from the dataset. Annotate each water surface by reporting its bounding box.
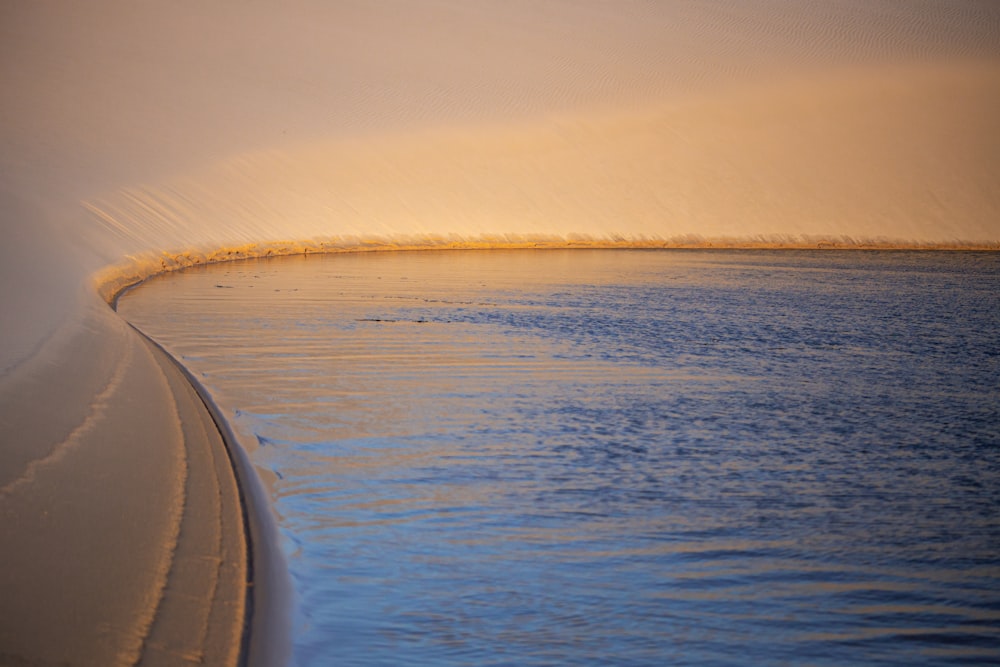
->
[120,249,1000,666]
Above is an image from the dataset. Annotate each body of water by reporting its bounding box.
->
[119,249,1000,666]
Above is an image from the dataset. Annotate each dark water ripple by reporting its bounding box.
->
[120,250,1000,666]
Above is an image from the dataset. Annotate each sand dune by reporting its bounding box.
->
[1,1,999,664]
[85,59,999,265]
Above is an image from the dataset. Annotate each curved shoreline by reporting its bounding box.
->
[0,272,291,666]
[126,324,292,667]
[0,299,252,666]
[102,241,1000,663]
[107,245,1000,666]
[0,242,994,665]
[96,235,1000,307]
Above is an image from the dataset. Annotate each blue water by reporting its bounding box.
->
[119,249,1000,666]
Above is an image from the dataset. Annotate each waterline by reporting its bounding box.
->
[120,249,1000,665]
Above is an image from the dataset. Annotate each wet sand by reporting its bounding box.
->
[1,1,998,664]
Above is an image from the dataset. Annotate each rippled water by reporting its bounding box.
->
[119,249,1000,666]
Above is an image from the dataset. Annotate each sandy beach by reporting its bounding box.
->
[1,1,998,664]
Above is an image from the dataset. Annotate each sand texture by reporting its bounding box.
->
[1,1,999,665]
[0,302,247,666]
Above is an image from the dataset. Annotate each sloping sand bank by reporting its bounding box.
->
[0,299,253,666]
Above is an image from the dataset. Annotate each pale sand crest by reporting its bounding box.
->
[1,1,999,664]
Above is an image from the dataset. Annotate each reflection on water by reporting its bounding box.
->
[120,250,1000,666]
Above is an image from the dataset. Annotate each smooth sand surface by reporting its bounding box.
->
[1,1,999,664]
